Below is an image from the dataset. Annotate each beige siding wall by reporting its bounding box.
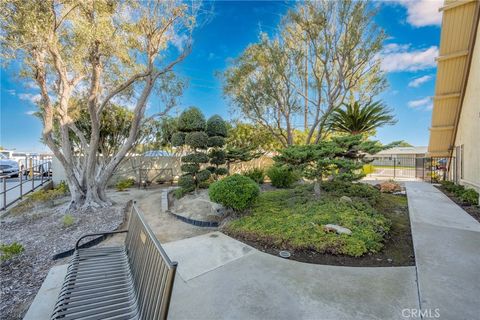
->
[454,22,480,191]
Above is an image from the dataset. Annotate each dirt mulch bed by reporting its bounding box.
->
[224,194,415,267]
[0,199,127,320]
[435,185,480,223]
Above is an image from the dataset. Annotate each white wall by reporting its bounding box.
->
[454,23,480,192]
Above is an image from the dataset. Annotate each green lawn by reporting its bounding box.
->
[225,183,393,257]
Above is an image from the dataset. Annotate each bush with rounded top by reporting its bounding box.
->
[185,131,208,149]
[206,115,228,137]
[171,132,185,147]
[207,136,225,148]
[215,167,228,176]
[181,163,200,174]
[266,165,299,188]
[181,152,209,164]
[177,107,206,132]
[196,169,211,182]
[209,149,226,165]
[209,174,260,211]
[178,174,195,190]
[206,166,216,173]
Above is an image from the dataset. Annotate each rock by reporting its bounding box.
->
[340,196,352,203]
[171,189,229,223]
[387,258,393,263]
[393,191,406,196]
[323,224,352,235]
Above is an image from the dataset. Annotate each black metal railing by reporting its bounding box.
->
[365,156,455,183]
[1,161,52,210]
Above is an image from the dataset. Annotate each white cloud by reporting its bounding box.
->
[18,93,42,104]
[380,44,438,72]
[394,0,443,27]
[6,89,16,95]
[408,97,432,111]
[170,33,189,51]
[25,110,37,116]
[408,75,433,87]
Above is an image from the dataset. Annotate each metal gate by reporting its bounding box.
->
[366,156,455,183]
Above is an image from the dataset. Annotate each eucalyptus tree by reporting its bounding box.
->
[224,0,386,145]
[0,0,200,209]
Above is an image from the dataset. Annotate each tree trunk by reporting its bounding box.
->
[313,178,321,197]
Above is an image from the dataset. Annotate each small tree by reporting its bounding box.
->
[172,107,211,192]
[224,147,263,173]
[274,135,396,196]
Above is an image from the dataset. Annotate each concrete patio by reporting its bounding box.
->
[25,182,480,320]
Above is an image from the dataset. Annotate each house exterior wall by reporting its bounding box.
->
[454,22,480,192]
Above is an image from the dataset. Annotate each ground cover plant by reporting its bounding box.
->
[437,181,480,222]
[225,182,415,266]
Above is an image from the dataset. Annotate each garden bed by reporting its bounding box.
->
[224,183,415,267]
[0,199,127,320]
[435,185,480,223]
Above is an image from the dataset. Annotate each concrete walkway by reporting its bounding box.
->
[406,182,480,320]
[25,182,480,319]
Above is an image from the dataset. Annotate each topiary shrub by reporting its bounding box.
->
[215,167,229,176]
[209,174,260,211]
[171,132,186,147]
[181,163,200,174]
[266,165,299,188]
[206,115,228,137]
[207,136,225,148]
[459,188,479,205]
[177,107,206,132]
[181,152,209,164]
[185,132,208,149]
[208,149,226,165]
[243,168,264,184]
[196,169,212,183]
[178,174,195,192]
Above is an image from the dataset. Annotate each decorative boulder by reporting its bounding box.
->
[323,224,352,235]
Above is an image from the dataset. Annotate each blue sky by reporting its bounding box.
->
[0,0,442,152]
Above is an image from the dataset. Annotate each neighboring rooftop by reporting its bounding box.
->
[375,146,428,155]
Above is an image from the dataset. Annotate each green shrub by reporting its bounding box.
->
[116,178,135,191]
[196,169,211,182]
[209,174,260,211]
[177,107,206,132]
[28,181,70,202]
[0,242,24,262]
[171,132,186,147]
[207,136,225,148]
[181,152,209,164]
[206,166,216,173]
[62,214,75,228]
[266,165,299,188]
[185,131,208,149]
[459,188,479,205]
[243,168,264,184]
[206,115,228,137]
[215,167,229,176]
[178,174,195,191]
[322,181,380,205]
[181,163,200,174]
[208,149,226,165]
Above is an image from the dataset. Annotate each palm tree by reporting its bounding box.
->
[328,101,397,135]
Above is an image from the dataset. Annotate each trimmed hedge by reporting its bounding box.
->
[185,131,208,149]
[215,167,228,176]
[177,107,206,132]
[171,132,186,147]
[178,174,195,191]
[207,136,225,148]
[181,152,209,164]
[209,174,260,211]
[181,163,200,174]
[208,149,226,165]
[206,115,228,137]
[196,169,211,182]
